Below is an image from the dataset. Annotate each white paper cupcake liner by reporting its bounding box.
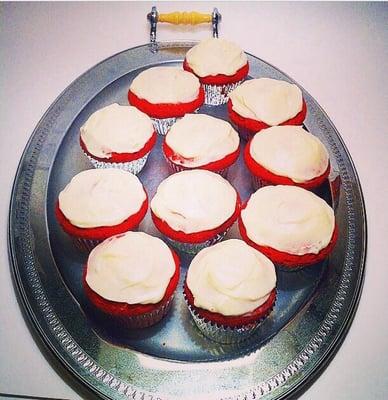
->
[185,300,262,344]
[203,80,245,106]
[164,156,228,178]
[84,152,149,175]
[165,229,228,255]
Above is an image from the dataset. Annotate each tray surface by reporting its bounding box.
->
[9,42,366,400]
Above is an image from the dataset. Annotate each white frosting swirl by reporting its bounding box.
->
[187,239,276,316]
[165,114,239,167]
[241,186,335,255]
[229,78,303,126]
[151,170,237,234]
[185,37,247,77]
[86,232,175,304]
[58,169,146,228]
[249,126,329,183]
[129,67,200,104]
[80,104,154,159]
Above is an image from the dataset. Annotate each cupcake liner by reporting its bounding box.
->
[84,152,149,175]
[275,262,313,272]
[165,229,228,255]
[252,175,272,191]
[164,156,228,178]
[89,295,174,330]
[203,80,244,106]
[152,117,179,136]
[184,296,275,344]
[73,237,102,252]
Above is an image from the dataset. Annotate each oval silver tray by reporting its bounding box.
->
[8,42,366,400]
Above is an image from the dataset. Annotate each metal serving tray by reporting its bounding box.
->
[8,42,366,400]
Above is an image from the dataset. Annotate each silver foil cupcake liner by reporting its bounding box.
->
[152,108,201,135]
[117,296,174,329]
[165,230,228,255]
[164,156,228,178]
[90,295,174,330]
[73,237,101,252]
[275,263,310,272]
[84,152,149,175]
[203,80,244,106]
[185,301,262,344]
[252,175,272,191]
[152,117,178,136]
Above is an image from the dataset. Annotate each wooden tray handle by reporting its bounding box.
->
[158,11,212,25]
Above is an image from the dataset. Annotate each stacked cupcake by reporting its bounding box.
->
[184,239,276,343]
[228,78,307,140]
[128,67,205,135]
[56,169,148,251]
[163,113,240,177]
[183,37,249,105]
[150,170,240,254]
[80,103,156,174]
[244,125,330,190]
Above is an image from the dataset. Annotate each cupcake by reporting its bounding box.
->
[83,231,180,329]
[183,37,249,106]
[244,125,330,190]
[128,67,205,135]
[150,170,241,254]
[55,169,148,251]
[184,239,276,344]
[239,185,338,270]
[80,103,157,175]
[163,113,240,177]
[228,78,307,140]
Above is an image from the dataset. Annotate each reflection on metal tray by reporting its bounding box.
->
[8,42,366,400]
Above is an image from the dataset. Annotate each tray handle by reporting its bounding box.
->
[147,6,221,53]
[158,11,212,25]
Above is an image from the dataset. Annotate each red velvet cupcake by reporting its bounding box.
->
[56,169,148,251]
[150,170,241,254]
[128,66,204,135]
[183,37,249,105]
[83,231,180,329]
[239,185,338,270]
[184,239,276,344]
[163,113,240,177]
[228,78,307,140]
[244,125,330,190]
[80,103,157,175]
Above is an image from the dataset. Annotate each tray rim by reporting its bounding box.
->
[8,40,367,400]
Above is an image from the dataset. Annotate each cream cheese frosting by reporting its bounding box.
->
[229,78,303,126]
[241,186,335,255]
[86,231,175,304]
[80,103,154,159]
[129,67,201,104]
[185,37,247,77]
[165,114,239,167]
[249,126,329,183]
[187,239,276,316]
[58,169,146,228]
[151,170,237,234]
